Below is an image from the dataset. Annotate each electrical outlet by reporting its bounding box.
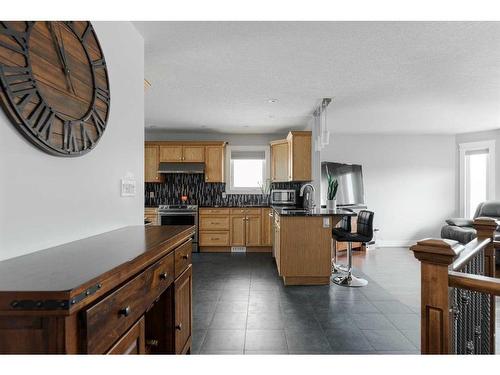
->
[222,192,227,199]
[149,191,155,198]
[323,217,330,228]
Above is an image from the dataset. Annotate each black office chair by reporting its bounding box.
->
[331,210,374,287]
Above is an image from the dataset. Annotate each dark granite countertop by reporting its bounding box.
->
[272,207,356,217]
[199,205,270,208]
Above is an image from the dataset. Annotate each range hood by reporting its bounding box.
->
[158,162,205,174]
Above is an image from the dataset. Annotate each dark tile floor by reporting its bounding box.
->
[192,248,423,354]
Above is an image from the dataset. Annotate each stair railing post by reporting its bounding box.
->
[410,239,463,354]
[473,217,498,354]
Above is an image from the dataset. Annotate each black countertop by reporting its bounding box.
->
[272,207,356,217]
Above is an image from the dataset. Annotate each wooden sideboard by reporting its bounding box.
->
[0,225,195,354]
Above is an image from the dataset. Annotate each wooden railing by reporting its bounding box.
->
[410,217,498,354]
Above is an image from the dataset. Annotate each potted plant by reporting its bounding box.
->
[326,166,339,210]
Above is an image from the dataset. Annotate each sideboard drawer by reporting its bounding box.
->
[83,252,174,354]
[174,240,192,278]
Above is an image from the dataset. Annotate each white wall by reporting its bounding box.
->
[320,134,457,246]
[0,22,144,261]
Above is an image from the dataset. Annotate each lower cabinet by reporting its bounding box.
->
[107,317,146,355]
[174,265,192,354]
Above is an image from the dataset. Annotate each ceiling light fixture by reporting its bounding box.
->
[268,98,278,103]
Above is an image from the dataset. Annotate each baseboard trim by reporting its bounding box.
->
[377,240,417,248]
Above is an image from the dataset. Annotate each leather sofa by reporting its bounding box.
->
[441,201,500,264]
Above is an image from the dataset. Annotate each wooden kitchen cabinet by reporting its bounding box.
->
[174,265,192,354]
[205,145,225,182]
[270,139,289,182]
[230,215,246,246]
[160,145,183,162]
[273,213,281,275]
[183,146,205,162]
[270,131,311,182]
[246,215,262,246]
[261,208,273,246]
[287,131,312,181]
[145,145,162,183]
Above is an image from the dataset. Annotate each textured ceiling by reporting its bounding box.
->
[135,21,500,134]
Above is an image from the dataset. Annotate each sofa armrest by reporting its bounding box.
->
[445,218,474,227]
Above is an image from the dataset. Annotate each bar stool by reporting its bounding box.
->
[331,210,374,287]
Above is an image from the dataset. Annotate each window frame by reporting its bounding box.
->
[225,145,270,195]
[459,140,496,217]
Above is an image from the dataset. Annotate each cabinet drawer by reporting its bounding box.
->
[106,316,146,354]
[199,231,230,246]
[230,208,262,215]
[200,208,230,216]
[83,252,174,354]
[174,240,192,278]
[199,216,230,231]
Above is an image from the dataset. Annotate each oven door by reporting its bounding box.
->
[158,212,198,251]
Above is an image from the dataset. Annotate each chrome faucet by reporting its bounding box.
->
[299,183,315,210]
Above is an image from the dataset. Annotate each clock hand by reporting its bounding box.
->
[47,22,74,94]
[56,23,76,95]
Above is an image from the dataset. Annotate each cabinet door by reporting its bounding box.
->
[261,208,273,246]
[183,146,205,162]
[174,265,192,354]
[271,142,289,182]
[160,146,183,162]
[287,132,311,181]
[246,215,262,246]
[107,317,145,354]
[205,146,224,182]
[230,215,246,246]
[275,222,281,275]
[145,146,161,183]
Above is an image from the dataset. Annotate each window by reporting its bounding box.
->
[459,141,495,218]
[226,146,269,194]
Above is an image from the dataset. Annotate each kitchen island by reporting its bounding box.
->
[0,225,195,354]
[272,207,356,285]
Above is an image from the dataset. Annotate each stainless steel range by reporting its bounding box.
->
[158,205,199,252]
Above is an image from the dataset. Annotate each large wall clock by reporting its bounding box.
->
[0,21,110,156]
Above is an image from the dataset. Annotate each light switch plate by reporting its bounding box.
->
[121,178,136,197]
[323,217,330,228]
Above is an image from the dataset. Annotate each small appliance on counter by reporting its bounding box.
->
[270,189,296,206]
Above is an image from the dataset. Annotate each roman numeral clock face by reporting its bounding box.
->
[0,21,110,156]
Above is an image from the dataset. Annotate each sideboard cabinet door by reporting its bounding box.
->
[174,265,192,354]
[107,317,146,355]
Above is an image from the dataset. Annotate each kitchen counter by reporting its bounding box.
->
[272,207,356,217]
[200,204,270,208]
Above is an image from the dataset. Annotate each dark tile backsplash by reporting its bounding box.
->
[145,174,302,207]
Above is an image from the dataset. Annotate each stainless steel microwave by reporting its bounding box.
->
[270,189,296,205]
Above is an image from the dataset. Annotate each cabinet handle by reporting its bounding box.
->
[176,323,183,331]
[146,339,159,347]
[212,237,220,240]
[159,272,168,280]
[182,254,189,260]
[119,306,130,317]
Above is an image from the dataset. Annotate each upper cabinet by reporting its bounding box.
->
[270,131,311,182]
[183,146,205,162]
[145,142,225,183]
[145,145,162,183]
[205,145,225,183]
[287,131,311,182]
[159,145,183,162]
[159,145,205,162]
[270,139,289,182]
